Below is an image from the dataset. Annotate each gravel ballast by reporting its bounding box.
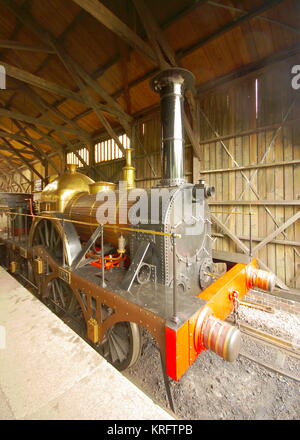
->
[125,306,300,420]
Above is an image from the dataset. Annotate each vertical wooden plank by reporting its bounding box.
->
[293,140,300,288]
[275,130,286,284]
[264,71,276,276]
[227,85,236,253]
[283,125,295,287]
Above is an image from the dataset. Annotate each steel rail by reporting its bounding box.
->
[239,351,300,383]
[238,322,300,360]
[225,322,300,382]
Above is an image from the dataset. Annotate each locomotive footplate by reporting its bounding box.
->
[75,265,206,325]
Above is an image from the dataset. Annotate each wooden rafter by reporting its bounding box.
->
[21,85,90,140]
[50,40,128,155]
[0,39,54,53]
[71,0,157,64]
[1,61,120,122]
[178,0,286,59]
[1,138,44,181]
[0,0,288,148]
[132,0,177,68]
[207,1,300,36]
[0,0,135,162]
[0,0,209,140]
[12,120,61,175]
[0,107,88,138]
[1,61,86,105]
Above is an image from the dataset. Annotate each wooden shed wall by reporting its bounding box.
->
[198,56,300,289]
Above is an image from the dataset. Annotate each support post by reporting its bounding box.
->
[101,225,106,288]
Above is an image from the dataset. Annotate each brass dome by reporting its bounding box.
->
[41,164,95,212]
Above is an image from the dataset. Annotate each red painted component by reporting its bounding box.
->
[165,260,275,381]
[89,253,129,270]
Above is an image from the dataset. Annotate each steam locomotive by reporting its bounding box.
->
[1,68,275,383]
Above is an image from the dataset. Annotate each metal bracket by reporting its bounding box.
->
[121,241,150,291]
[19,247,27,258]
[58,267,71,284]
[71,225,102,270]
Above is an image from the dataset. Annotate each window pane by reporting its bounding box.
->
[94,134,129,163]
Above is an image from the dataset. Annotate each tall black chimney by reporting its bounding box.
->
[150,68,195,187]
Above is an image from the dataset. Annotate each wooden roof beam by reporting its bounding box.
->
[1,0,287,142]
[49,39,132,140]
[12,120,61,174]
[71,0,157,65]
[51,40,128,156]
[0,39,55,53]
[132,0,177,69]
[207,1,300,35]
[0,1,126,125]
[197,41,300,95]
[0,127,58,150]
[0,107,89,138]
[20,85,90,141]
[0,114,66,169]
[1,61,87,105]
[0,146,33,155]
[177,0,286,59]
[1,138,45,181]
[45,3,217,141]
[1,62,121,122]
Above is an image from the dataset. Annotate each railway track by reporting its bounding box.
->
[238,322,300,359]
[233,321,300,382]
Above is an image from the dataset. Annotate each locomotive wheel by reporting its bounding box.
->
[46,277,72,315]
[29,216,81,267]
[98,322,142,371]
[31,218,64,264]
[46,277,83,320]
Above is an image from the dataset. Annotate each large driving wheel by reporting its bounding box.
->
[29,216,81,266]
[98,322,142,371]
[46,278,77,315]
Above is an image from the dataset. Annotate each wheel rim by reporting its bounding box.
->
[31,218,64,265]
[99,322,141,371]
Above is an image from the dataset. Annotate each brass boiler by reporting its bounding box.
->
[64,189,135,248]
[41,150,136,248]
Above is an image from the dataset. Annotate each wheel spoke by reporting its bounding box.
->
[57,282,66,309]
[49,222,54,248]
[96,322,141,371]
[110,332,127,362]
[52,282,58,305]
[108,337,118,364]
[38,226,45,246]
[44,221,49,247]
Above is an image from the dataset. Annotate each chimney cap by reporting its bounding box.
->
[150,68,195,93]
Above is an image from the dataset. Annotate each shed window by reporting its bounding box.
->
[67,147,89,167]
[34,179,42,192]
[95,134,130,163]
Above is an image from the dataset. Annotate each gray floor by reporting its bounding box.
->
[0,267,173,420]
